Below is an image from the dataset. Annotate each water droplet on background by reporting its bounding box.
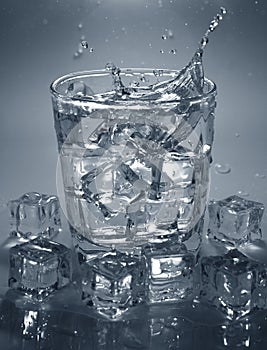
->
[237,190,249,197]
[255,173,266,179]
[214,163,231,174]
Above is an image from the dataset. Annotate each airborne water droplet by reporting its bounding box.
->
[169,48,177,55]
[220,7,227,15]
[162,35,167,40]
[159,49,164,54]
[201,37,209,48]
[78,23,83,30]
[89,47,94,53]
[214,163,231,174]
[81,40,89,49]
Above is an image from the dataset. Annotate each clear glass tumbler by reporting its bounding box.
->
[51,68,216,250]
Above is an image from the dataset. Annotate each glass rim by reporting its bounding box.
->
[50,68,217,104]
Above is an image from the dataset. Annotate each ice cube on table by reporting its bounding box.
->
[9,237,72,300]
[150,315,194,350]
[143,241,195,304]
[215,320,255,349]
[200,249,266,320]
[81,250,145,319]
[92,317,150,350]
[7,192,61,239]
[208,195,264,247]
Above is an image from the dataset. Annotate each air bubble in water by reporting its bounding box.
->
[81,40,89,49]
[153,69,164,77]
[140,74,148,83]
[129,81,139,88]
[214,163,231,174]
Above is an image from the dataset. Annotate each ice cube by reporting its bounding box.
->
[81,250,145,319]
[113,159,152,200]
[200,249,265,319]
[208,195,264,246]
[9,237,72,300]
[182,217,203,253]
[143,241,195,303]
[81,168,116,220]
[7,192,61,239]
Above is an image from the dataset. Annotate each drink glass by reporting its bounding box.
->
[50,68,216,250]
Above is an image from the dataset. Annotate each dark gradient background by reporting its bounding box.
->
[0,0,266,234]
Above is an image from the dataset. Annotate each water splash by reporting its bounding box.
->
[103,7,227,100]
